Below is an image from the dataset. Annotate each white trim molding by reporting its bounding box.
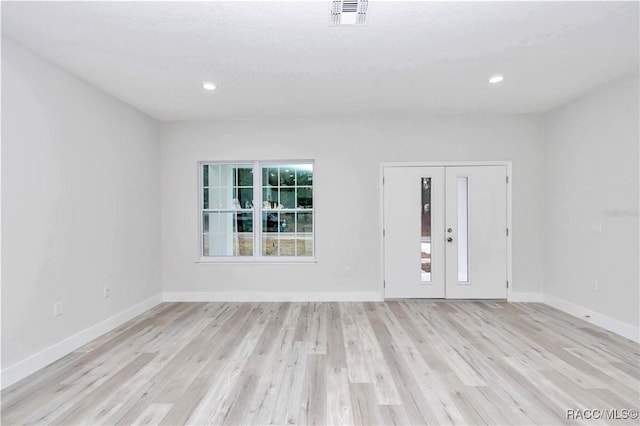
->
[544,294,640,343]
[163,291,383,303]
[0,294,163,390]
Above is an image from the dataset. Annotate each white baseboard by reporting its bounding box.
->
[163,291,383,302]
[0,294,163,390]
[508,292,544,302]
[544,294,640,343]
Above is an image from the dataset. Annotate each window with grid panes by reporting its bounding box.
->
[200,161,314,260]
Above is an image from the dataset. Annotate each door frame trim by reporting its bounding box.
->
[380,161,514,301]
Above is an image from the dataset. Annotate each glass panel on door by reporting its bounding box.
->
[421,178,432,282]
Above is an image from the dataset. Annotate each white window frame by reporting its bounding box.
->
[197,160,316,263]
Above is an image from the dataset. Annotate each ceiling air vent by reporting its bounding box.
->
[330,0,368,26]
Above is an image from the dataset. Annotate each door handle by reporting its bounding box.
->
[447,237,453,242]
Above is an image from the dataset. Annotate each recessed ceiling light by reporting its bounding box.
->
[202,81,217,91]
[489,74,504,84]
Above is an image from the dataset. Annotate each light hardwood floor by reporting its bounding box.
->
[2,301,639,425]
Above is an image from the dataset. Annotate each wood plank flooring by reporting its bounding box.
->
[2,301,639,425]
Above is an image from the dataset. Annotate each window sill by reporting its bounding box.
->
[195,257,318,264]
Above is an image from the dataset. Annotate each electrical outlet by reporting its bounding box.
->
[54,302,63,317]
[591,223,602,234]
[344,267,352,277]
[592,280,599,292]
[104,286,111,298]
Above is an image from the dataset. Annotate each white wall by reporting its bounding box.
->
[544,74,639,330]
[161,115,545,298]
[1,38,162,380]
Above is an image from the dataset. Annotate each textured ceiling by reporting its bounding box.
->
[2,1,638,120]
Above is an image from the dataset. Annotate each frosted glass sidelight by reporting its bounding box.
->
[457,177,469,282]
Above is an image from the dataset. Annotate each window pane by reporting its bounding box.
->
[262,211,280,233]
[280,188,295,208]
[280,213,295,232]
[238,167,253,186]
[280,167,296,186]
[237,212,253,232]
[296,212,313,232]
[263,167,279,187]
[238,188,253,209]
[421,178,431,282]
[262,234,279,256]
[263,187,279,207]
[296,233,313,256]
[278,233,296,255]
[457,177,469,282]
[297,167,313,186]
[237,234,253,256]
[297,187,313,208]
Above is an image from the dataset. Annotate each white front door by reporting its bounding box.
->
[383,165,508,299]
[383,166,446,298]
